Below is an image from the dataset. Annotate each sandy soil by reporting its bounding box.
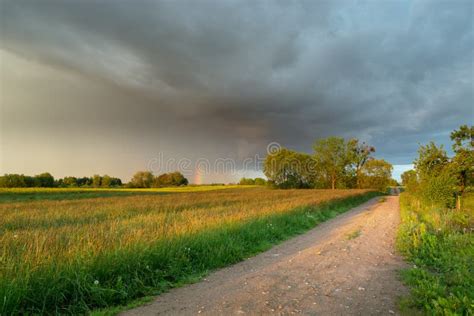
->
[122,196,408,316]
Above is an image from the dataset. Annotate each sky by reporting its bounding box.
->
[0,0,472,183]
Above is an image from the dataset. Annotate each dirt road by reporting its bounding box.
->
[123,196,408,315]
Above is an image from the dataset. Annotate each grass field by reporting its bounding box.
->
[0,185,250,203]
[397,192,474,314]
[0,187,377,314]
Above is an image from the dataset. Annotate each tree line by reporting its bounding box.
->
[128,171,188,188]
[0,173,123,188]
[264,136,395,191]
[0,171,189,188]
[238,177,267,185]
[401,125,473,209]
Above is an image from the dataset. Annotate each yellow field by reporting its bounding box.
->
[0,187,375,314]
[0,184,248,194]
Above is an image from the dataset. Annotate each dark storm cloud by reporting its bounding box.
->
[1,0,473,178]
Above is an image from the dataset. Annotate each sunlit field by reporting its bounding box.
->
[0,185,249,203]
[0,187,376,314]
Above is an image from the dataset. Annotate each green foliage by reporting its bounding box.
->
[238,177,255,185]
[263,137,390,190]
[407,125,474,210]
[348,139,376,188]
[401,169,418,192]
[0,174,122,188]
[263,148,315,189]
[101,175,112,188]
[397,126,474,314]
[388,178,399,187]
[254,177,266,186]
[62,176,78,187]
[397,193,474,315]
[0,174,29,188]
[449,125,474,201]
[238,177,267,186]
[313,137,353,189]
[358,158,393,192]
[414,142,449,181]
[0,173,55,188]
[418,171,457,208]
[35,172,55,187]
[129,171,154,188]
[450,124,474,153]
[92,174,102,188]
[152,172,188,187]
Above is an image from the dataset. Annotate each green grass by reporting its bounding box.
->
[397,192,474,315]
[0,185,251,203]
[463,192,474,211]
[0,188,378,314]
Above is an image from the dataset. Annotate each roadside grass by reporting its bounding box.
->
[397,192,474,315]
[0,185,252,203]
[0,188,377,314]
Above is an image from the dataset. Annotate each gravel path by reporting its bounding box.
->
[122,196,408,315]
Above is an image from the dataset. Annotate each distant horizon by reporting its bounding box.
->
[0,163,414,184]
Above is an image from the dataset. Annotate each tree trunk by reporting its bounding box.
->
[457,184,465,210]
[356,169,361,189]
[331,176,336,190]
[456,194,462,210]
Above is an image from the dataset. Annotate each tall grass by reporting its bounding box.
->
[0,185,250,203]
[397,192,474,314]
[0,188,376,314]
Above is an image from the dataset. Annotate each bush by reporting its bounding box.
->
[419,171,457,208]
[397,193,474,314]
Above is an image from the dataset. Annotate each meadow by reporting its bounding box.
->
[0,187,376,314]
[0,185,248,203]
[397,192,474,314]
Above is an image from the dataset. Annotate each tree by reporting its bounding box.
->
[411,140,457,208]
[264,148,314,188]
[254,178,267,186]
[35,172,55,187]
[152,172,188,187]
[451,124,474,152]
[313,137,352,189]
[101,175,111,187]
[0,174,27,187]
[110,177,122,187]
[359,159,393,191]
[388,178,399,187]
[63,176,78,187]
[130,171,154,188]
[169,172,188,186]
[414,142,449,180]
[239,178,255,185]
[77,177,92,187]
[401,170,418,192]
[348,139,375,188]
[419,169,457,208]
[450,125,474,209]
[92,174,102,188]
[153,173,170,187]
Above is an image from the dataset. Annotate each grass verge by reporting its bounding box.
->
[397,193,474,315]
[1,191,378,314]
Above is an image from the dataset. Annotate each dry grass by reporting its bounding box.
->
[0,187,374,314]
